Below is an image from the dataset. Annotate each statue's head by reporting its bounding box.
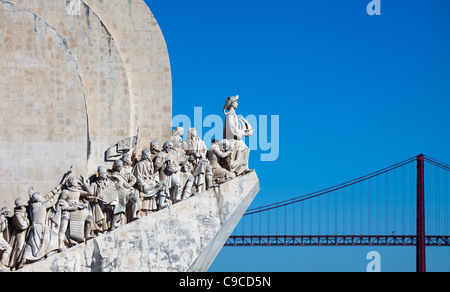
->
[172,136,182,148]
[113,160,123,172]
[183,161,194,173]
[189,152,202,162]
[31,193,43,203]
[188,128,197,139]
[0,207,10,216]
[150,140,161,152]
[14,198,27,208]
[220,139,230,151]
[224,95,239,112]
[67,176,77,187]
[142,149,152,161]
[172,127,184,138]
[121,153,132,166]
[162,141,173,152]
[97,166,108,180]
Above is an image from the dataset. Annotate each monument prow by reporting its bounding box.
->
[19,172,259,272]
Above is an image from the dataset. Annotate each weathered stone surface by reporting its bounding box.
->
[82,0,173,152]
[0,0,172,211]
[0,0,88,209]
[19,172,260,272]
[7,0,133,174]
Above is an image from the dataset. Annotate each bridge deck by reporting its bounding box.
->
[225,235,450,247]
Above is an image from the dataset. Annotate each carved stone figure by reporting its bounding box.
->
[223,95,253,176]
[121,153,134,175]
[179,161,195,200]
[81,166,119,233]
[208,139,236,184]
[8,199,29,270]
[155,142,173,177]
[190,153,214,194]
[182,128,207,159]
[155,142,181,206]
[6,95,256,270]
[150,140,162,167]
[155,183,169,210]
[171,127,184,149]
[171,134,187,165]
[109,160,139,224]
[0,207,12,270]
[121,152,141,220]
[56,177,94,250]
[133,149,158,215]
[18,185,63,269]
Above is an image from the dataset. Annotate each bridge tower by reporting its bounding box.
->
[416,154,426,272]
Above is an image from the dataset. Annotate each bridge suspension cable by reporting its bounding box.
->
[244,155,417,216]
[228,155,450,250]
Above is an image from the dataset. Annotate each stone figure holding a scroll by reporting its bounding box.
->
[109,160,139,224]
[133,149,159,215]
[80,166,120,233]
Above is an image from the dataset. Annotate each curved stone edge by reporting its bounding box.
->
[7,0,135,174]
[81,0,173,147]
[0,0,173,210]
[18,172,260,272]
[0,0,89,210]
[188,177,260,272]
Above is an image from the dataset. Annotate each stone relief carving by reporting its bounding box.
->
[56,176,94,250]
[17,185,64,269]
[0,96,254,271]
[0,207,12,270]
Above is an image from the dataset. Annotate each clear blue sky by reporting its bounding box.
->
[145,0,450,272]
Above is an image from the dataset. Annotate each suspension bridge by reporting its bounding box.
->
[225,154,450,272]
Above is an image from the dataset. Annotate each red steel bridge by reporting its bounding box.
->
[225,154,450,272]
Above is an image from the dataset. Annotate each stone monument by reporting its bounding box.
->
[0,0,260,272]
[0,0,172,210]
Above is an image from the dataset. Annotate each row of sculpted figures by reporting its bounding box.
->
[0,95,253,271]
